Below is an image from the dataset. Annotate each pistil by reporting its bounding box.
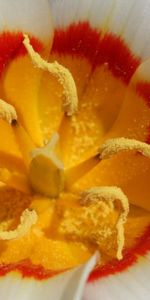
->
[29,133,64,198]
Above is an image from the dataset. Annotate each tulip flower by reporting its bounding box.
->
[0,0,150,299]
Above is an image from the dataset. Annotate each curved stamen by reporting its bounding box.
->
[0,209,37,240]
[23,34,78,116]
[81,186,129,260]
[99,137,150,160]
[0,99,17,124]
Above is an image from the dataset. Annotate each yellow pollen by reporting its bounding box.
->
[99,137,150,160]
[0,209,37,240]
[23,34,78,116]
[0,99,17,124]
[80,186,129,260]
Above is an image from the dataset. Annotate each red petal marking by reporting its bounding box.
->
[95,33,140,84]
[52,22,140,83]
[0,224,150,280]
[146,126,150,144]
[52,22,100,64]
[89,253,136,281]
[136,82,150,108]
[136,82,150,144]
[0,260,62,280]
[0,32,43,76]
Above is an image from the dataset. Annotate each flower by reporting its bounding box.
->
[0,0,150,299]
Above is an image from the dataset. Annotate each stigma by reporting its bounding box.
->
[29,133,64,198]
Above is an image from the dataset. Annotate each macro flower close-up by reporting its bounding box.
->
[0,0,150,299]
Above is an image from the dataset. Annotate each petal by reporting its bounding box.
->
[49,1,148,167]
[0,0,53,181]
[39,46,91,143]
[49,0,150,59]
[38,70,64,142]
[70,59,150,211]
[49,0,115,30]
[0,121,25,173]
[0,252,98,300]
[105,59,150,143]
[0,0,53,43]
[50,22,138,167]
[60,65,127,167]
[0,0,53,147]
[84,254,150,300]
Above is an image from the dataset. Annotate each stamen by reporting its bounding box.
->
[0,99,17,124]
[99,137,150,160]
[0,169,31,194]
[0,209,37,240]
[81,186,129,260]
[23,34,78,116]
[65,154,100,189]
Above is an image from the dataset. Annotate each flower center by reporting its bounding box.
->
[0,28,149,275]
